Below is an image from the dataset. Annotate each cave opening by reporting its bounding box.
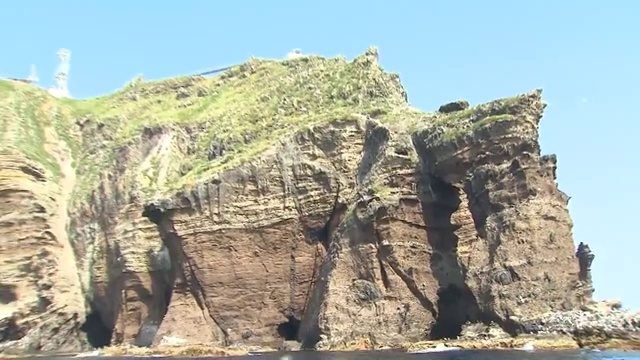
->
[277,315,301,341]
[0,314,25,341]
[429,284,481,340]
[80,307,112,348]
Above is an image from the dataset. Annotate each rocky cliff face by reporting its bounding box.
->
[0,87,86,352]
[0,48,592,353]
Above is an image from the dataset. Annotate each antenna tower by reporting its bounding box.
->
[27,64,39,83]
[49,48,71,98]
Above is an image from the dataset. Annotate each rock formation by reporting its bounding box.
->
[576,242,595,283]
[0,47,591,354]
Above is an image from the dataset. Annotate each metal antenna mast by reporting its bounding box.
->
[49,48,71,98]
[27,64,39,83]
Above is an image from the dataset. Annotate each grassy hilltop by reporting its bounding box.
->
[0,47,518,206]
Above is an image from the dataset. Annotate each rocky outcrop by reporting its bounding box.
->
[0,48,593,354]
[0,93,87,353]
[297,89,589,348]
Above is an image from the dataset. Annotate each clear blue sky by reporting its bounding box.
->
[2,1,638,310]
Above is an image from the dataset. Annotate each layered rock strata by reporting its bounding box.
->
[0,48,591,353]
[0,143,86,352]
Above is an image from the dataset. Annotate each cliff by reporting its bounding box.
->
[0,47,592,353]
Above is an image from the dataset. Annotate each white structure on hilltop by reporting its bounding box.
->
[27,64,39,83]
[49,48,71,98]
[286,48,302,59]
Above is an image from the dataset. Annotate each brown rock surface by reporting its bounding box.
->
[0,48,591,353]
[0,135,86,351]
[297,90,589,348]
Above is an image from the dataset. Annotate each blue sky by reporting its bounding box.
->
[2,1,638,309]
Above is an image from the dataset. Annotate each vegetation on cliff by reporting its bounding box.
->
[1,47,537,209]
[3,48,416,204]
[3,47,597,353]
[0,79,76,181]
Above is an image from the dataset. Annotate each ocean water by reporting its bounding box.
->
[32,349,640,360]
[236,351,640,360]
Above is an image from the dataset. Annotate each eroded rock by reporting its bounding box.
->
[576,242,595,283]
[0,51,592,353]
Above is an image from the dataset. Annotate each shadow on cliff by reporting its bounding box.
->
[0,283,18,304]
[419,175,483,339]
[78,239,172,348]
[418,174,522,339]
[126,248,174,347]
[143,204,231,346]
[80,241,122,348]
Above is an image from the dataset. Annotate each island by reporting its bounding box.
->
[0,47,637,357]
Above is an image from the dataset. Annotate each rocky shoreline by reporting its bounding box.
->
[5,302,632,358]
[85,331,640,358]
[523,304,639,338]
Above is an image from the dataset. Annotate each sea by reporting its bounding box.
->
[19,350,640,360]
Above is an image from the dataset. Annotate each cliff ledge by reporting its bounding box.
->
[0,47,593,353]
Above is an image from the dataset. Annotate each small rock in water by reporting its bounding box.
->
[74,350,100,357]
[519,342,535,351]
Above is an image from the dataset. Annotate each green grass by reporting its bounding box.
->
[0,48,531,208]
[440,113,515,141]
[0,81,67,180]
[0,79,14,92]
[372,182,394,197]
[420,95,524,145]
[62,49,413,201]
